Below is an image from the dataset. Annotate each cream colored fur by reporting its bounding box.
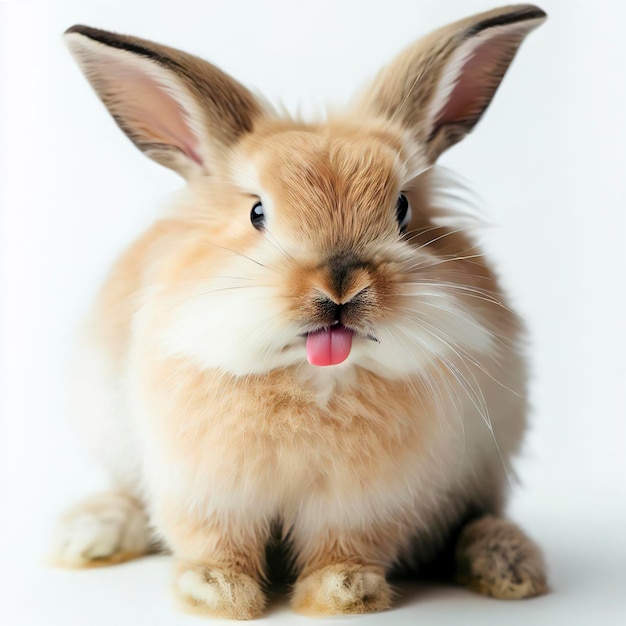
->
[56,5,548,619]
[50,492,150,567]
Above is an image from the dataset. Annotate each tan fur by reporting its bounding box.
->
[58,4,548,619]
[353,5,546,160]
[175,563,266,620]
[49,492,151,567]
[65,26,264,177]
[455,515,548,599]
[292,563,391,616]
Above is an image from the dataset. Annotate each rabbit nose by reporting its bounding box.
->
[319,300,342,325]
[326,251,372,303]
[314,270,372,328]
[315,298,352,328]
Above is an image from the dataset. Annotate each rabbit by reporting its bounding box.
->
[52,4,548,619]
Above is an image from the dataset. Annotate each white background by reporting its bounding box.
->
[1,0,625,624]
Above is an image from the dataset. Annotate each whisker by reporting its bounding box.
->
[398,281,513,312]
[401,311,523,398]
[442,357,511,486]
[402,316,512,485]
[197,242,272,270]
[412,226,474,252]
[192,285,263,297]
[262,227,295,262]
[402,225,471,248]
[407,253,487,271]
[401,299,507,350]
[165,284,264,314]
[402,164,434,185]
[398,286,503,309]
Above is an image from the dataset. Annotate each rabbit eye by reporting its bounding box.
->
[250,201,265,230]
[396,193,411,233]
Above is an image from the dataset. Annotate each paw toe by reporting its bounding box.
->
[456,516,547,600]
[292,563,391,616]
[50,493,149,567]
[176,566,265,620]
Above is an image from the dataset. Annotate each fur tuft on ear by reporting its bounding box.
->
[353,5,546,162]
[64,26,265,179]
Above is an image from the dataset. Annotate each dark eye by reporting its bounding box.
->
[251,201,265,230]
[396,193,411,233]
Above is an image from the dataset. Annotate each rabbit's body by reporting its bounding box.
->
[55,5,548,618]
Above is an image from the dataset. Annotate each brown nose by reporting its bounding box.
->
[317,298,343,326]
[314,290,370,328]
[325,251,371,303]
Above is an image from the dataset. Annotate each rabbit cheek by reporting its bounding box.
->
[160,276,295,376]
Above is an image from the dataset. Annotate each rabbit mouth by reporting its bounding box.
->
[303,324,379,367]
[305,324,353,366]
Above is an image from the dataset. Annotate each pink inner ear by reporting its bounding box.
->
[104,58,202,165]
[436,32,519,127]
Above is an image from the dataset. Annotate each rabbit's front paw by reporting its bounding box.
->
[176,564,265,620]
[292,562,391,616]
[50,492,150,567]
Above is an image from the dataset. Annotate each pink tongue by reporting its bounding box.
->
[306,325,354,366]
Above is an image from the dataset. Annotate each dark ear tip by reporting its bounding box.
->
[64,24,91,37]
[64,25,118,43]
[507,5,548,26]
[521,5,548,21]
[468,5,547,38]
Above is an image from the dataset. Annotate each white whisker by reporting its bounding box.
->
[401,316,512,485]
[197,242,274,270]
[399,281,514,314]
[262,227,295,263]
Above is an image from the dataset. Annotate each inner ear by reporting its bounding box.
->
[65,26,266,179]
[106,57,204,166]
[351,6,546,163]
[430,30,526,139]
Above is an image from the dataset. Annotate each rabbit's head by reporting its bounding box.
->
[65,5,545,379]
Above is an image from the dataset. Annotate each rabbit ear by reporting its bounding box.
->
[353,5,546,162]
[64,26,264,179]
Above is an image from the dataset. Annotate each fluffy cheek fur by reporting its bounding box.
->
[159,258,299,376]
[159,243,495,382]
[157,126,495,382]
